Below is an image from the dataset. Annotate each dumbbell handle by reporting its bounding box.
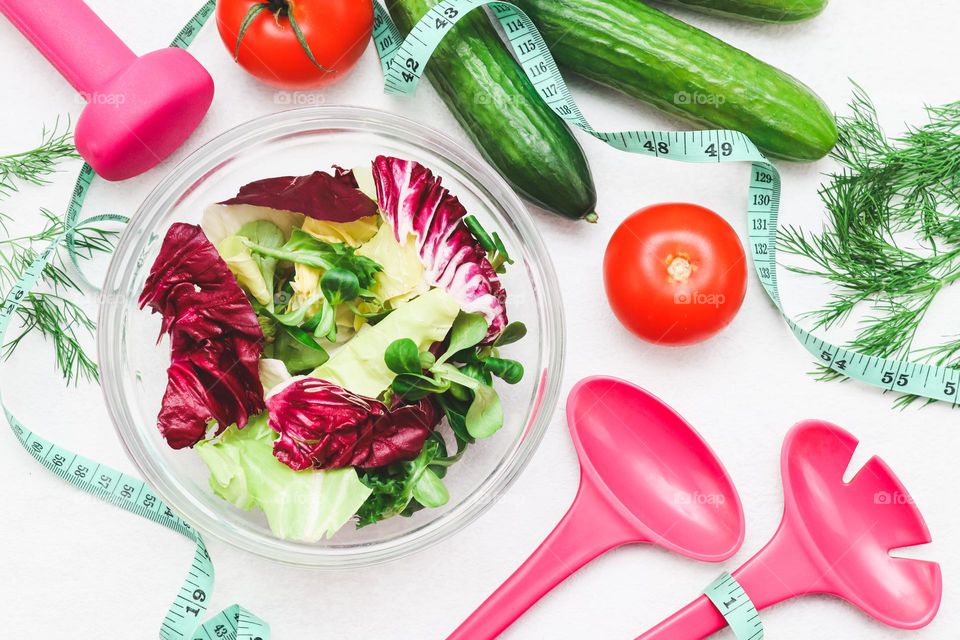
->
[0,0,136,95]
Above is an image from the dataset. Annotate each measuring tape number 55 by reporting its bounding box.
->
[371,0,960,405]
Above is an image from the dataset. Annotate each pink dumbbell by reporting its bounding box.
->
[0,0,214,180]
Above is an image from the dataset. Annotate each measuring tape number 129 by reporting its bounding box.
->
[2,3,269,639]
[371,0,960,405]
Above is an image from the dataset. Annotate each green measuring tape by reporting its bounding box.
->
[371,0,960,405]
[65,0,216,289]
[5,1,951,637]
[3,3,269,638]
[704,572,764,639]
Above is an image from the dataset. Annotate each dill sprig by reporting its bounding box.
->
[0,119,79,198]
[0,209,117,385]
[779,84,960,401]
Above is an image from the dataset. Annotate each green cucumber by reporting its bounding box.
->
[655,0,828,23]
[514,0,837,161]
[387,0,597,220]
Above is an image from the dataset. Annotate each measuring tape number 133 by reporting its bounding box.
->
[371,0,960,405]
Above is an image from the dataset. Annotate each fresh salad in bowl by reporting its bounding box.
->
[139,155,526,542]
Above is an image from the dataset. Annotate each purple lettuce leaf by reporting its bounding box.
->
[218,168,376,223]
[371,156,508,342]
[139,223,265,449]
[266,377,441,471]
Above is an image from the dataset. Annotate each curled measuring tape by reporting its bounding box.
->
[64,1,217,289]
[704,572,764,639]
[3,3,270,638]
[3,222,269,640]
[371,0,960,404]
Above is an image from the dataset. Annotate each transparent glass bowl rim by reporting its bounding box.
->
[98,106,565,568]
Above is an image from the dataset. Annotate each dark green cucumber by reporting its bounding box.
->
[387,0,597,220]
[655,0,828,23]
[514,0,837,161]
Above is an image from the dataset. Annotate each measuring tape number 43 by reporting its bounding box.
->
[4,2,955,639]
[372,0,960,405]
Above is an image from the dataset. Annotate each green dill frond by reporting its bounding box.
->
[0,118,79,198]
[780,84,960,405]
[0,208,118,385]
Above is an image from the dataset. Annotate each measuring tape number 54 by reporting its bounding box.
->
[371,0,960,405]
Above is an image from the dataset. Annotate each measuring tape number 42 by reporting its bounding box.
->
[4,2,955,639]
[372,0,960,405]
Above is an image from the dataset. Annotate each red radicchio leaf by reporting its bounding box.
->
[218,168,376,223]
[333,165,359,187]
[371,156,508,342]
[266,378,441,471]
[139,223,265,449]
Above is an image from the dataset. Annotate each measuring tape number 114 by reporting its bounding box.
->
[371,0,960,405]
[2,3,269,639]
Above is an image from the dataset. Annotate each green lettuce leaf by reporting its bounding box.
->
[217,235,272,306]
[311,287,461,398]
[356,222,426,307]
[195,414,372,541]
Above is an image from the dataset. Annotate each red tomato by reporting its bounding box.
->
[217,0,373,90]
[603,203,747,345]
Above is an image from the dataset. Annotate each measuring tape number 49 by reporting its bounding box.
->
[5,2,955,639]
[372,0,960,405]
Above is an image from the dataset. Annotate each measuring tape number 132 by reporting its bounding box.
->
[371,0,960,405]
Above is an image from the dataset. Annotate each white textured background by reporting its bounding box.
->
[1,1,958,638]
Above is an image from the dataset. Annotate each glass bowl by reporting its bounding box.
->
[98,106,564,568]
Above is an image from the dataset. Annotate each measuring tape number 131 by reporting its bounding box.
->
[371,0,960,405]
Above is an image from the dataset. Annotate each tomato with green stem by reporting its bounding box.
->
[216,0,373,89]
[603,203,747,345]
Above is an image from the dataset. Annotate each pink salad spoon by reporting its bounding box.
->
[449,376,745,640]
[0,0,214,180]
[639,419,942,639]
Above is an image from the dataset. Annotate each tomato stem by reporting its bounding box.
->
[286,1,332,73]
[234,3,268,61]
[233,0,333,74]
[666,254,694,283]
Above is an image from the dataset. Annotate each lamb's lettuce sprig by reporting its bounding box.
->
[236,225,389,373]
[355,432,461,527]
[385,312,526,442]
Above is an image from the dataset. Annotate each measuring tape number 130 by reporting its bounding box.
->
[371,0,960,405]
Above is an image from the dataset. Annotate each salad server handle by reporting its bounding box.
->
[448,478,634,640]
[637,520,828,639]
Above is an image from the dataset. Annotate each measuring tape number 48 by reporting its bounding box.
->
[372,0,960,405]
[4,2,955,639]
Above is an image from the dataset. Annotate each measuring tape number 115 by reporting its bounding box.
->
[371,0,960,406]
